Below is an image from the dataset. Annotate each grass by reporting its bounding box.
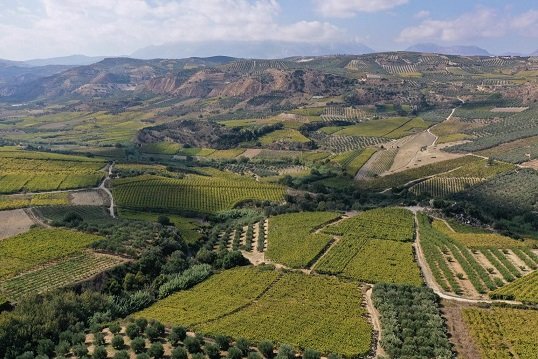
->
[0,193,69,210]
[490,271,538,303]
[432,220,526,248]
[140,141,182,155]
[206,149,246,159]
[266,212,340,268]
[332,117,423,138]
[0,228,102,279]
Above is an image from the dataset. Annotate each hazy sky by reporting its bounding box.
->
[1,0,538,60]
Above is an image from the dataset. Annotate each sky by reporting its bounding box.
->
[1,0,538,60]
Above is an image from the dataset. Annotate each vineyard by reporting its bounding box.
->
[259,129,310,145]
[198,271,372,357]
[417,214,538,297]
[0,155,105,194]
[0,192,69,210]
[0,228,102,279]
[490,270,538,303]
[113,173,285,214]
[135,267,281,326]
[315,133,387,153]
[331,148,377,176]
[477,135,538,163]
[0,251,127,301]
[410,177,483,197]
[314,208,422,285]
[266,212,339,268]
[463,307,538,358]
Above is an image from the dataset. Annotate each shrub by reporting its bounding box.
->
[151,321,166,337]
[135,318,148,331]
[236,338,250,356]
[215,335,231,351]
[145,326,159,342]
[137,354,151,359]
[109,322,122,334]
[302,349,320,359]
[71,332,86,345]
[192,354,205,359]
[131,337,146,354]
[126,323,141,339]
[148,343,164,359]
[55,341,71,357]
[93,346,108,359]
[278,345,295,359]
[73,344,89,358]
[114,351,130,359]
[227,347,243,359]
[184,336,202,353]
[258,341,274,358]
[37,339,55,357]
[169,326,187,345]
[17,352,34,359]
[204,343,221,359]
[171,347,188,359]
[93,332,106,346]
[248,353,262,359]
[111,335,125,350]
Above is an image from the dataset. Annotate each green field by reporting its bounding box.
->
[490,270,538,303]
[314,208,422,285]
[266,212,340,268]
[0,228,102,279]
[259,129,310,145]
[113,172,285,214]
[332,117,428,138]
[0,193,69,210]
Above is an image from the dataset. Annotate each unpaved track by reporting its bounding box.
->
[365,286,386,358]
[99,163,115,218]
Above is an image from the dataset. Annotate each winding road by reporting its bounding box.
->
[99,162,115,218]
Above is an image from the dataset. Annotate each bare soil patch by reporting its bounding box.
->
[473,251,504,283]
[0,209,35,240]
[441,300,482,359]
[490,107,528,113]
[520,159,538,169]
[444,250,480,299]
[240,148,262,158]
[69,190,106,206]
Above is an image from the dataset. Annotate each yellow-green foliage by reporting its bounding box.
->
[206,149,246,159]
[0,193,69,210]
[0,149,105,194]
[118,209,202,244]
[341,240,422,285]
[333,117,426,138]
[259,129,310,144]
[134,267,281,326]
[438,158,515,178]
[333,148,377,176]
[0,252,125,301]
[432,220,526,248]
[140,141,182,155]
[266,212,340,268]
[199,271,372,357]
[113,172,285,213]
[0,228,102,279]
[491,271,538,303]
[463,307,538,359]
[315,208,422,285]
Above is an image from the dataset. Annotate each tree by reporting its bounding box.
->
[137,354,151,359]
[248,353,262,359]
[227,347,242,359]
[114,351,130,359]
[204,343,221,359]
[36,339,55,357]
[111,335,125,350]
[148,343,164,359]
[215,335,230,351]
[184,337,201,353]
[93,345,108,359]
[73,344,89,358]
[126,323,140,339]
[109,322,121,335]
[258,341,274,358]
[131,337,146,354]
[157,216,173,226]
[277,345,295,359]
[169,326,187,345]
[171,347,188,359]
[145,326,159,342]
[236,338,250,356]
[135,318,148,331]
[93,332,106,346]
[55,341,71,357]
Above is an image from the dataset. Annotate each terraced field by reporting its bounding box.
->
[113,172,285,214]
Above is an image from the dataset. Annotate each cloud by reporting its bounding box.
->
[0,0,343,60]
[414,10,430,19]
[397,7,538,43]
[314,0,408,18]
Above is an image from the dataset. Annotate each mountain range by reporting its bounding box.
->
[405,43,491,56]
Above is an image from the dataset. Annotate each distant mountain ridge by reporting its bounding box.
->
[132,40,375,59]
[406,43,491,56]
[23,55,107,67]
